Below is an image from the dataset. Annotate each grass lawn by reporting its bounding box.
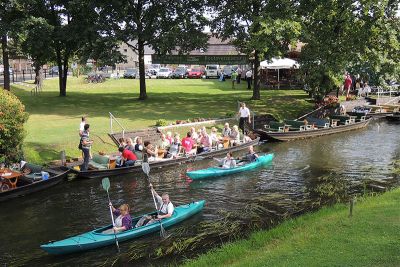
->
[11,77,313,164]
[183,188,400,267]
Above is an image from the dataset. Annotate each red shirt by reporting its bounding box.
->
[344,76,352,89]
[181,137,195,152]
[122,149,137,161]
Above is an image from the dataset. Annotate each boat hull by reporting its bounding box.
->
[0,167,69,202]
[40,200,206,255]
[187,154,274,180]
[256,119,371,142]
[70,138,260,179]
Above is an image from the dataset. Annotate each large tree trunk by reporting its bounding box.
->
[55,48,65,96]
[138,38,147,100]
[252,49,261,100]
[61,57,69,96]
[2,35,10,91]
[34,62,42,86]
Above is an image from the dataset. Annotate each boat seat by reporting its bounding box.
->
[283,120,306,131]
[89,154,111,170]
[264,121,287,132]
[305,117,330,128]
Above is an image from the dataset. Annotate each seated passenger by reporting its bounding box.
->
[166,131,173,144]
[244,145,258,162]
[135,184,174,228]
[157,133,171,150]
[143,141,158,160]
[125,138,135,152]
[190,127,198,141]
[197,129,212,154]
[117,147,137,167]
[210,127,221,148]
[214,152,236,168]
[181,132,197,155]
[229,125,241,146]
[222,123,231,138]
[118,137,126,149]
[134,137,143,151]
[103,203,132,234]
[166,134,181,158]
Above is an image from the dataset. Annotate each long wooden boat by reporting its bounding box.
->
[69,138,260,179]
[386,112,400,122]
[0,165,69,202]
[187,154,274,180]
[41,200,205,255]
[347,111,393,119]
[256,119,371,142]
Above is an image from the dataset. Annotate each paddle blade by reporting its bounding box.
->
[160,223,168,238]
[101,177,110,191]
[142,162,150,176]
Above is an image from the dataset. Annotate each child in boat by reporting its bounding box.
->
[103,203,132,234]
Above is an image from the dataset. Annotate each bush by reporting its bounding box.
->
[0,90,29,163]
[155,119,168,126]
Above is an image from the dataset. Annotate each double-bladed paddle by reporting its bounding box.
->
[101,177,120,252]
[141,158,167,238]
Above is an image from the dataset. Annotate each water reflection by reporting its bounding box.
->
[0,121,399,266]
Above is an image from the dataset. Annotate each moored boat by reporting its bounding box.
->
[255,117,371,142]
[0,164,69,202]
[186,154,274,180]
[68,138,260,179]
[40,200,206,255]
[386,112,400,122]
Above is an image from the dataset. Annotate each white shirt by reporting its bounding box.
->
[79,122,85,131]
[246,70,252,78]
[156,195,174,215]
[239,107,250,118]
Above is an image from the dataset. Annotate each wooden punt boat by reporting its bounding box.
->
[346,111,393,119]
[186,154,274,180]
[41,200,205,255]
[0,164,69,202]
[386,112,400,122]
[255,118,371,142]
[69,138,260,179]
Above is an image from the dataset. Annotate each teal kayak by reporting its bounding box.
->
[41,200,205,255]
[187,154,274,180]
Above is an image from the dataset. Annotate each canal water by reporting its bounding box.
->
[0,120,399,266]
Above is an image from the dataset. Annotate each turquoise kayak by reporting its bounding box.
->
[41,200,205,255]
[187,154,274,180]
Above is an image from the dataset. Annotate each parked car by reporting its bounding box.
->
[0,67,13,75]
[205,65,219,78]
[171,67,187,78]
[156,68,172,78]
[48,66,60,75]
[148,64,161,75]
[222,66,233,78]
[123,68,138,79]
[187,68,203,79]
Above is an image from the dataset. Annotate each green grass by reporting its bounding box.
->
[182,189,400,267]
[11,77,312,163]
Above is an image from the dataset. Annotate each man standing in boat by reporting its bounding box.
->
[238,102,251,135]
[80,124,93,171]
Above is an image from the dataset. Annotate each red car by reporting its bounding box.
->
[187,68,203,78]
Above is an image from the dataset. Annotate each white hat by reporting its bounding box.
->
[20,160,27,169]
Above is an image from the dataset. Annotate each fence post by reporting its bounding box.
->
[22,70,25,81]
[60,150,66,166]
[30,69,33,80]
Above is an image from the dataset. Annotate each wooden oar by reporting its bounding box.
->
[101,177,120,252]
[141,159,167,238]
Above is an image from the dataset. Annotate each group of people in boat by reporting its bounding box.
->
[114,123,253,167]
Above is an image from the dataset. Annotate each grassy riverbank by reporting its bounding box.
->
[183,188,400,267]
[11,77,312,164]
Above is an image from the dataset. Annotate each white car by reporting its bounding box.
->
[205,65,219,78]
[156,68,172,78]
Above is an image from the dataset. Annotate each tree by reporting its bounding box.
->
[210,0,301,100]
[0,90,29,163]
[0,0,25,90]
[100,0,209,100]
[299,0,400,99]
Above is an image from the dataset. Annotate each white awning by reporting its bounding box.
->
[260,58,299,69]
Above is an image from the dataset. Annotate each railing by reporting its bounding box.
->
[109,112,126,138]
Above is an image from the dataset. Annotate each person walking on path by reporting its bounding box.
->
[80,124,93,171]
[344,73,352,100]
[231,71,238,89]
[238,102,251,135]
[246,69,252,89]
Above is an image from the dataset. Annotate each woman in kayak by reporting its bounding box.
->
[103,203,132,234]
[214,152,237,168]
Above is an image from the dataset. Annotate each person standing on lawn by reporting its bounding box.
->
[80,124,93,171]
[246,69,252,89]
[231,70,238,89]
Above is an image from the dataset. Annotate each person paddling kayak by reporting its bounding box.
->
[135,184,174,228]
[102,203,132,234]
[214,152,237,169]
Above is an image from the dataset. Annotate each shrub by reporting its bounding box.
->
[155,119,168,126]
[225,112,235,117]
[0,90,29,163]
